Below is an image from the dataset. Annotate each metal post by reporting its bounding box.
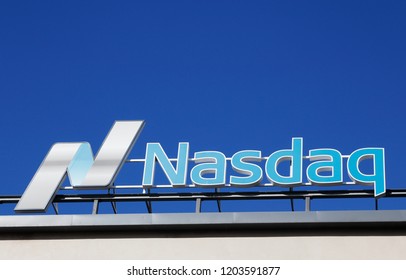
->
[145,188,152,213]
[215,188,221,212]
[92,199,99,215]
[52,203,59,215]
[305,197,311,212]
[216,200,222,212]
[111,201,117,214]
[145,201,152,213]
[290,188,295,212]
[195,198,201,213]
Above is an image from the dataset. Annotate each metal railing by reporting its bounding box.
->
[1,187,406,215]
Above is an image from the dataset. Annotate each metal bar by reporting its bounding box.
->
[110,186,117,214]
[216,199,221,212]
[305,197,311,212]
[195,198,201,213]
[215,188,221,212]
[289,187,294,212]
[0,197,20,203]
[52,203,59,215]
[145,188,152,213]
[92,199,99,215]
[145,201,152,213]
[111,201,117,214]
[5,210,406,233]
[60,181,358,190]
[290,199,294,212]
[52,190,385,203]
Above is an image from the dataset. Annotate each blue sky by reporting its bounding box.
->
[1,1,405,214]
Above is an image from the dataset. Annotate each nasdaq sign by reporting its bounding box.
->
[15,121,386,212]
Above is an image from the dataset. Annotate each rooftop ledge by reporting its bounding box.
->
[1,210,406,234]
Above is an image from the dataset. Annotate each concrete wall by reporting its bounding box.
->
[1,211,406,259]
[0,233,405,260]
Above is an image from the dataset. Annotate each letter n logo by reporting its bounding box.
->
[15,121,145,213]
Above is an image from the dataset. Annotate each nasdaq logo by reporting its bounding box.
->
[142,140,385,197]
[15,121,145,212]
[16,121,386,213]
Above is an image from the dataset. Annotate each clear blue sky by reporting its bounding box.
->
[1,1,405,214]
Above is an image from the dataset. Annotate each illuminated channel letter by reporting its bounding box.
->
[230,150,263,187]
[142,142,189,187]
[307,149,343,185]
[190,151,226,187]
[265,138,303,186]
[347,148,386,197]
